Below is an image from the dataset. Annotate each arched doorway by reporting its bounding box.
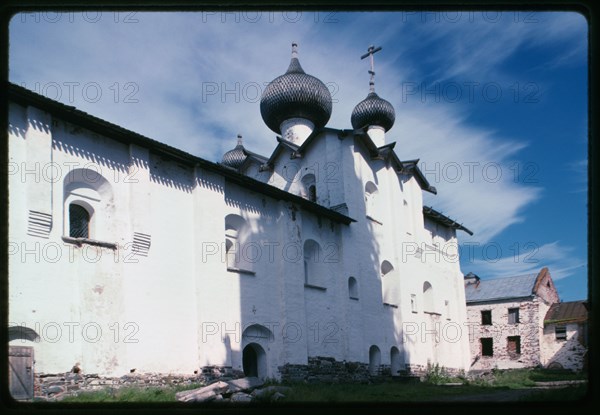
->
[242,343,266,378]
[8,326,40,400]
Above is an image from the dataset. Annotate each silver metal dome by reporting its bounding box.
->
[221,135,247,169]
[260,43,332,134]
[351,91,395,132]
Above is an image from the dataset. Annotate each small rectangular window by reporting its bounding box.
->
[410,294,417,313]
[555,325,567,340]
[508,308,520,324]
[481,310,492,325]
[481,338,493,357]
[507,336,521,357]
[69,203,90,238]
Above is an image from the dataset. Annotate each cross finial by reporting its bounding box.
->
[237,134,243,146]
[291,41,298,59]
[360,45,382,93]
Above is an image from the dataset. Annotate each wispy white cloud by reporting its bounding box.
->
[470,241,586,282]
[8,11,586,251]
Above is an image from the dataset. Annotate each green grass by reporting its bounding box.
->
[58,368,587,403]
[528,369,587,382]
[520,384,588,402]
[61,383,203,403]
[281,382,491,402]
[467,368,587,389]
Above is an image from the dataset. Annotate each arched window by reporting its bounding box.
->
[302,174,317,202]
[369,345,381,375]
[303,239,324,287]
[63,168,113,243]
[348,277,358,299]
[69,203,91,238]
[423,282,434,313]
[365,181,379,221]
[225,214,252,273]
[381,260,398,305]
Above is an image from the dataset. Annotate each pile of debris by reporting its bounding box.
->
[176,377,290,403]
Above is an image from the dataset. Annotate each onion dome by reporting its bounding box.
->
[260,42,332,134]
[221,134,247,169]
[351,45,396,132]
[351,89,396,132]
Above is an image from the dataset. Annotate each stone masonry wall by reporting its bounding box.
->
[34,365,244,401]
[35,356,424,400]
[467,299,543,370]
[541,322,587,371]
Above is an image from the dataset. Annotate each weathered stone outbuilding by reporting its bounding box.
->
[542,300,588,371]
[464,267,559,370]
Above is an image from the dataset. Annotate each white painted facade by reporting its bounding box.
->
[8,83,472,378]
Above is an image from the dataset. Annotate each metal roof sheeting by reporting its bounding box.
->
[544,300,588,325]
[465,273,539,303]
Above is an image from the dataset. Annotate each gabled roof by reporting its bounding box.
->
[544,300,588,325]
[262,127,438,196]
[401,159,437,195]
[465,272,539,303]
[6,82,355,225]
[423,206,473,235]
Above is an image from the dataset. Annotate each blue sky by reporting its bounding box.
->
[9,11,588,301]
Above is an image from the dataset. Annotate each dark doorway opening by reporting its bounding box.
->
[243,345,258,377]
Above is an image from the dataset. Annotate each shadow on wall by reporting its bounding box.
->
[543,324,588,371]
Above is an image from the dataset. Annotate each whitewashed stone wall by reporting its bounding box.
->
[541,323,587,371]
[9,98,472,380]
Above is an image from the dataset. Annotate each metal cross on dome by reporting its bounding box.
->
[361,45,382,92]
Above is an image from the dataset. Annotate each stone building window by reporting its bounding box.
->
[507,336,521,357]
[481,310,492,325]
[63,167,114,245]
[69,203,90,238]
[410,294,417,313]
[225,214,254,274]
[508,308,520,324]
[301,174,317,202]
[303,239,326,289]
[381,260,397,306]
[423,282,434,313]
[480,338,493,357]
[365,181,381,223]
[348,277,359,300]
[555,325,567,340]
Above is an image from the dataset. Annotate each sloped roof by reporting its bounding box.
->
[423,206,473,235]
[544,300,588,325]
[465,273,539,303]
[7,82,355,225]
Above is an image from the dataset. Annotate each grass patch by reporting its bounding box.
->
[57,368,588,403]
[467,368,587,389]
[520,384,588,401]
[282,382,491,402]
[529,369,587,382]
[488,369,536,388]
[61,383,203,403]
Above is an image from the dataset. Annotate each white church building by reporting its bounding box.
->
[8,43,473,380]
